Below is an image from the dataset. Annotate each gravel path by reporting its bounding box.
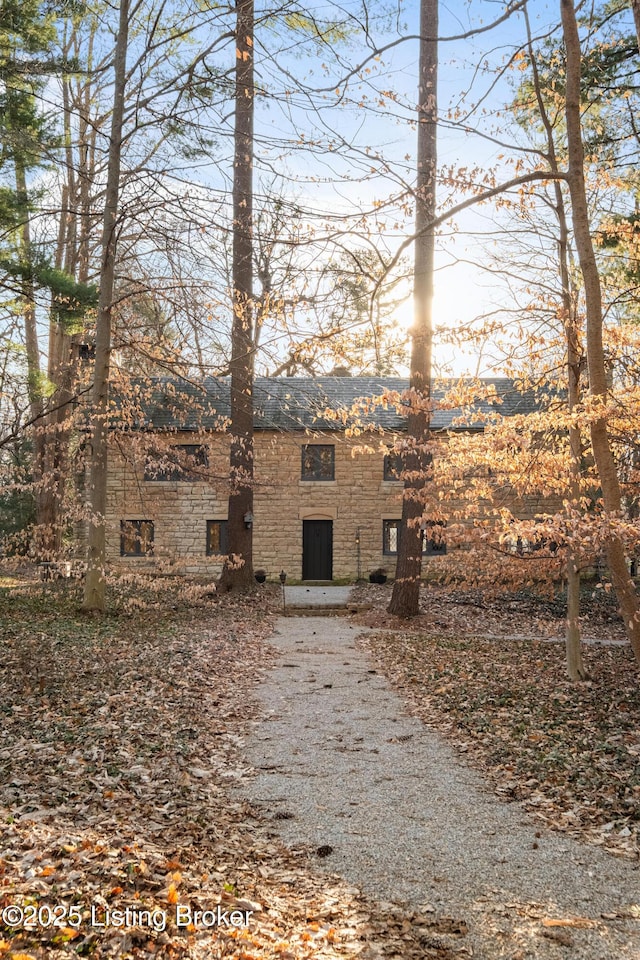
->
[241,616,640,959]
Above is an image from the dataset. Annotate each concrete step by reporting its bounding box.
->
[281,603,371,617]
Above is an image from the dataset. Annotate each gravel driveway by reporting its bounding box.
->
[241,615,640,959]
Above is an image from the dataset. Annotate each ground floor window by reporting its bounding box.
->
[383,519,401,555]
[383,519,447,556]
[424,520,447,555]
[206,520,229,556]
[121,520,154,556]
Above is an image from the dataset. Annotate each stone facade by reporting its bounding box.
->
[105,427,559,581]
[106,430,409,580]
[101,375,558,581]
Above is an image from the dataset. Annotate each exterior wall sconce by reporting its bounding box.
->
[243,511,253,528]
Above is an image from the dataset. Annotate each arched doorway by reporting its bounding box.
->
[302,519,333,580]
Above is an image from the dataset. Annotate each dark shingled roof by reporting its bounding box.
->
[124,376,547,434]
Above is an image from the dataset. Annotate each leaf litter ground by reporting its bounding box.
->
[0,576,458,960]
[352,582,640,860]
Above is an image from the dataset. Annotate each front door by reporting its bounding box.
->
[302,520,333,581]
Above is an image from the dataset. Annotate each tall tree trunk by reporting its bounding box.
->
[15,162,42,427]
[219,0,255,592]
[564,307,588,679]
[14,159,55,560]
[76,28,97,287]
[36,63,79,562]
[387,0,437,617]
[81,0,129,612]
[525,7,587,679]
[557,173,587,679]
[560,0,640,661]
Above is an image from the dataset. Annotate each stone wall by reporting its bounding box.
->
[105,429,561,580]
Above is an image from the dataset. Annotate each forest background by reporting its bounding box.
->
[3,6,640,953]
[1,0,640,672]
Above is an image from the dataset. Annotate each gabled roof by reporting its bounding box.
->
[124,375,546,433]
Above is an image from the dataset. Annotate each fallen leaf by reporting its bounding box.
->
[541,917,598,929]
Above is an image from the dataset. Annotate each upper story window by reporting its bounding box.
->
[144,444,208,482]
[120,519,154,556]
[301,444,335,481]
[384,449,433,481]
[383,451,402,481]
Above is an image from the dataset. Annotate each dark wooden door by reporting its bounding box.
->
[302,520,333,581]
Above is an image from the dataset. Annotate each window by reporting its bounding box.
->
[121,520,154,556]
[206,520,229,556]
[383,452,402,481]
[503,525,558,557]
[383,519,400,555]
[144,444,208,482]
[382,519,446,556]
[384,450,433,481]
[301,444,334,481]
[424,520,447,556]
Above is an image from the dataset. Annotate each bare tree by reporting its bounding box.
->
[387,0,437,618]
[522,7,588,680]
[82,0,130,612]
[218,0,256,591]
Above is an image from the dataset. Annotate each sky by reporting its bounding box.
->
[28,0,638,380]
[248,0,560,376]
[259,0,637,378]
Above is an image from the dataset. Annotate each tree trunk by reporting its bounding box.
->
[560,0,640,661]
[631,0,640,50]
[563,262,588,679]
[76,28,97,287]
[36,66,79,563]
[219,0,256,592]
[525,4,588,677]
[15,164,41,426]
[387,0,437,617]
[564,292,588,678]
[81,0,129,612]
[14,158,57,561]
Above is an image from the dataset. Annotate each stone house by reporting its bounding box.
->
[104,375,550,581]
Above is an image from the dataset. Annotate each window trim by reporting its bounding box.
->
[301,444,335,481]
[120,519,154,557]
